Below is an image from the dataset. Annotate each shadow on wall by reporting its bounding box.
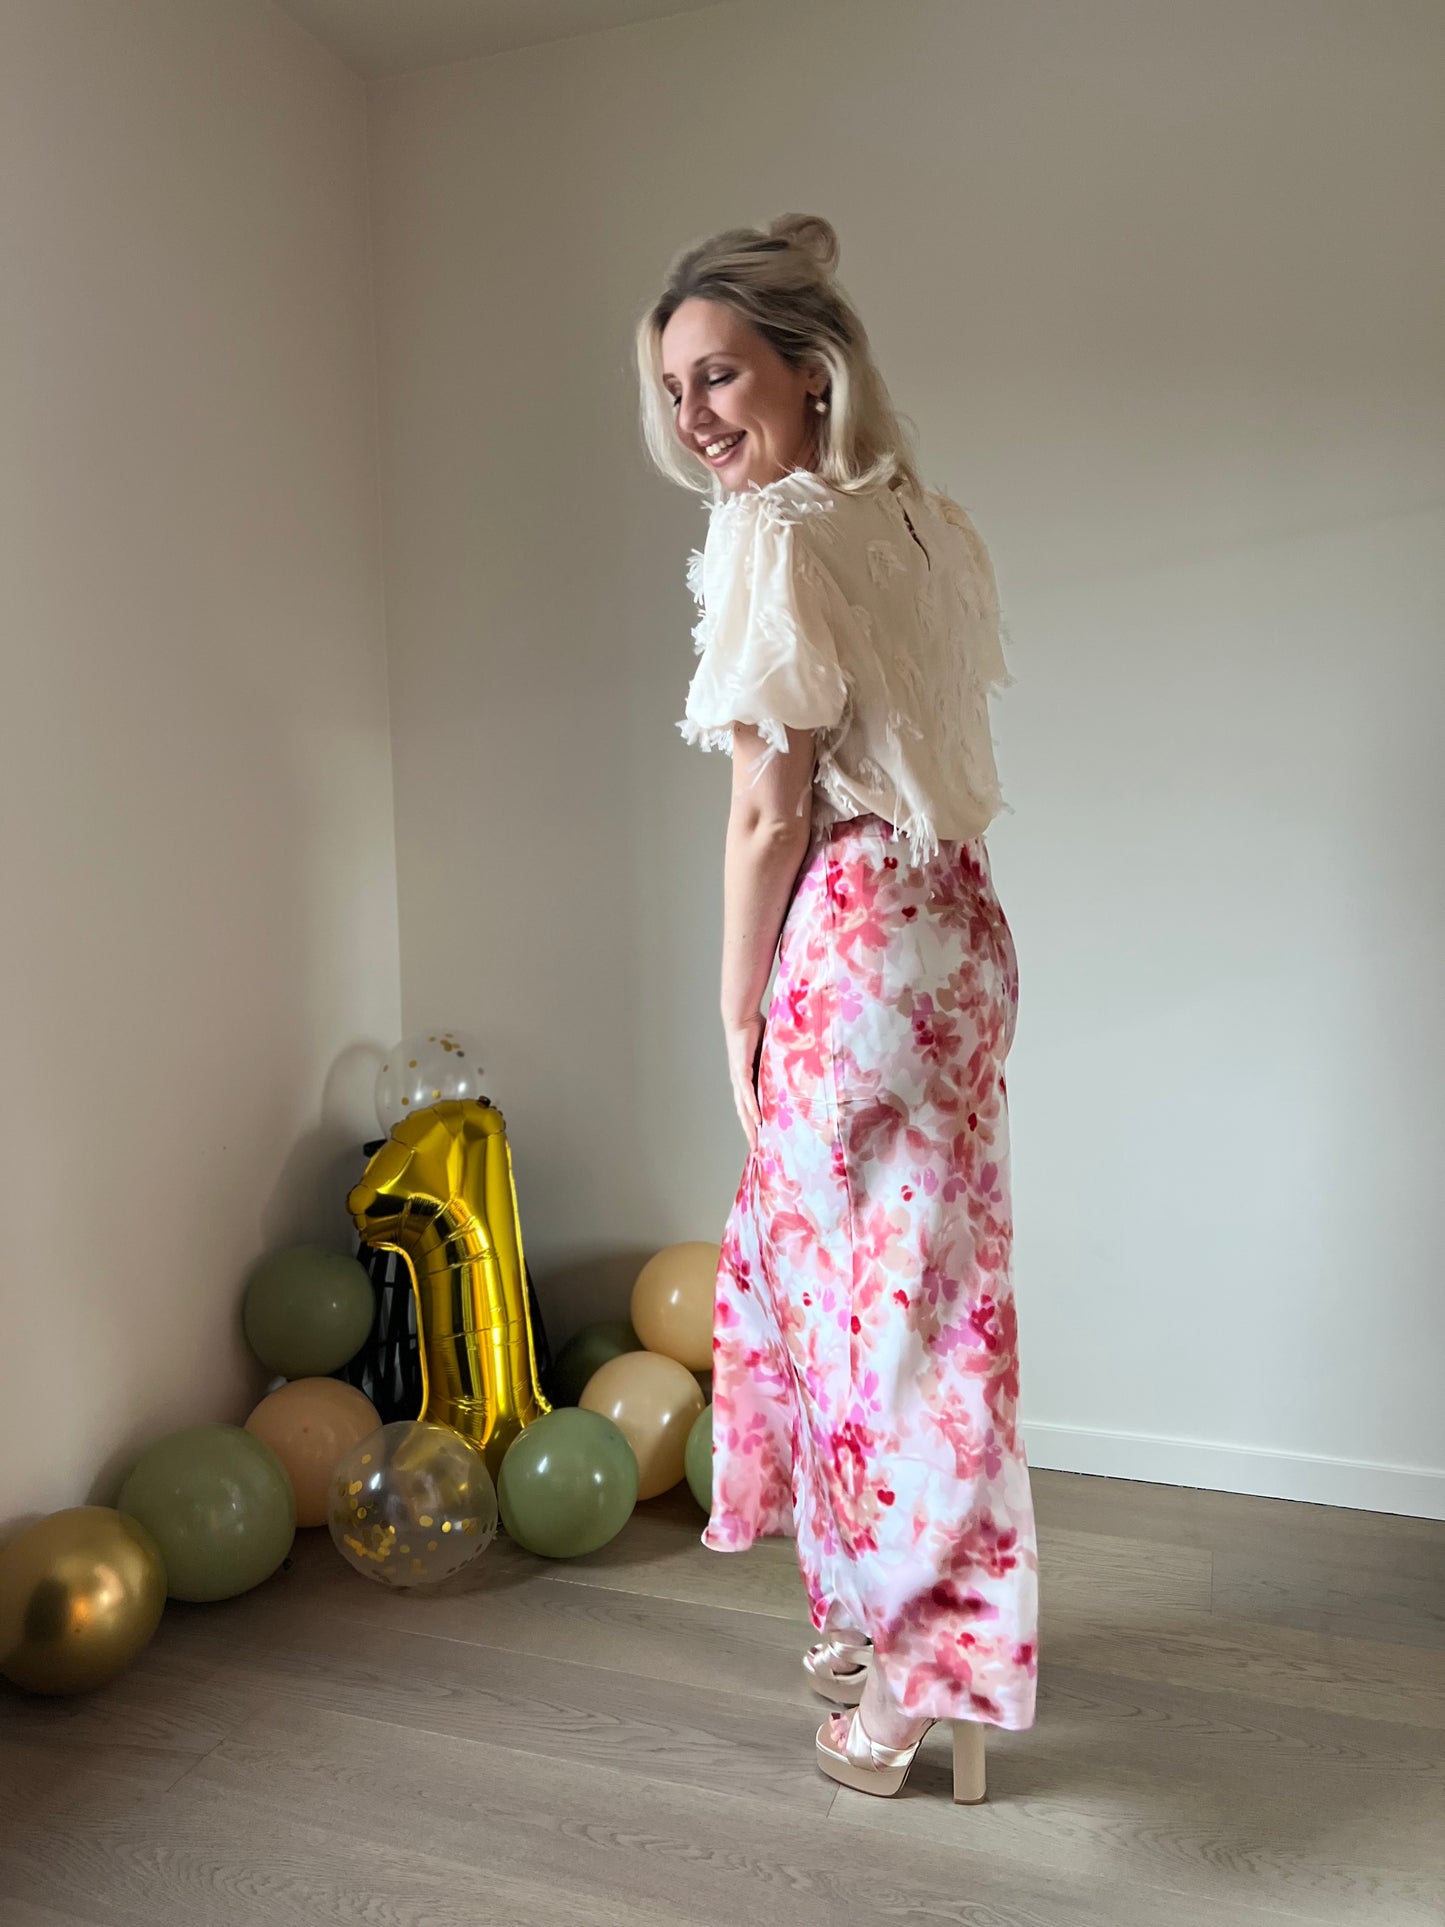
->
[56,1097,667,1528]
[76,1039,393,1516]
[538,1248,662,1355]
[262,1039,389,1252]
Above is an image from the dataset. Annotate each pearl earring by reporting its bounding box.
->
[813,396,827,413]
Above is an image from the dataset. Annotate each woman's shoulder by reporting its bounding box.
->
[707,466,839,531]
[914,484,994,577]
[703,470,982,574]
[705,467,982,520]
[912,480,979,533]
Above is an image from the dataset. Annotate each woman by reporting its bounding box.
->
[634,213,1038,1804]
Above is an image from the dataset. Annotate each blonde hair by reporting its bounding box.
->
[635,212,924,501]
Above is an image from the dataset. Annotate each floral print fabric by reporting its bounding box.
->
[705,811,1039,1730]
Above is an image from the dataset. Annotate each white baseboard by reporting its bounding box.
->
[1021,1421,1445,1522]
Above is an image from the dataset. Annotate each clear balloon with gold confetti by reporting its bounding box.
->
[374,1029,488,1135]
[327,1419,497,1588]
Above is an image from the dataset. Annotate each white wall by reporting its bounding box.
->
[0,1,400,1521]
[5,0,1438,1527]
[367,0,1445,1515]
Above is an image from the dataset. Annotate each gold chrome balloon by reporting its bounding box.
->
[348,1100,550,1484]
[0,1507,166,1695]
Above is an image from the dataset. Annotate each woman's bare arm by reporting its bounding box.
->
[719,723,817,1148]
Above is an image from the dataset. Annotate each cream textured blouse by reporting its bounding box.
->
[678,467,1010,866]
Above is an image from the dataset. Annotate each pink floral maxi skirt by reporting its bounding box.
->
[705,812,1039,1730]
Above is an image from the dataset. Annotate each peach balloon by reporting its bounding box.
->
[245,1378,381,1527]
[629,1242,719,1373]
[579,1351,706,1500]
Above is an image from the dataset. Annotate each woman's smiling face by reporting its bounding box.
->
[661,297,822,491]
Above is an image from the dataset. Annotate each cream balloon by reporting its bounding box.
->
[630,1242,719,1373]
[245,1378,381,1527]
[579,1351,706,1500]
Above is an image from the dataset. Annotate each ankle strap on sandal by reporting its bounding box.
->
[844,1707,927,1770]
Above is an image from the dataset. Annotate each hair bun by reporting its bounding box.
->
[768,212,840,278]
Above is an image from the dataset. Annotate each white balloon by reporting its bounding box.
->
[375,1029,489,1134]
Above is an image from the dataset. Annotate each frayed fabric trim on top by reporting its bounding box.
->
[677,714,841,805]
[708,467,837,533]
[676,718,734,756]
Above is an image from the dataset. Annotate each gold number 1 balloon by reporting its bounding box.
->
[347,1100,551,1483]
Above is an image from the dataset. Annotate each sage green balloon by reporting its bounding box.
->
[496,1408,638,1558]
[551,1317,642,1407]
[242,1245,374,1377]
[684,1401,713,1513]
[117,1424,295,1601]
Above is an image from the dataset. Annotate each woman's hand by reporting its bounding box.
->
[723,1011,765,1155]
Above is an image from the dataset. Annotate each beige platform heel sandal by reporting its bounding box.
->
[815,1706,988,1803]
[801,1630,872,1705]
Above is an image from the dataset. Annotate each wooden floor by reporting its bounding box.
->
[2,1467,1442,1927]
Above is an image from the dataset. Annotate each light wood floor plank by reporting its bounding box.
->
[184,1696,1319,1927]
[0,1900,105,1927]
[161,1545,814,1708]
[0,1771,694,1927]
[1042,1605,1445,1730]
[158,1605,843,1815]
[1211,1545,1445,1649]
[0,1642,249,1802]
[832,1664,1445,1923]
[1033,1470,1445,1571]
[496,1486,814,1619]
[2,1466,1441,1927]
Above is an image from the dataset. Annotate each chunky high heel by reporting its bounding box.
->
[801,1630,872,1704]
[815,1706,987,1802]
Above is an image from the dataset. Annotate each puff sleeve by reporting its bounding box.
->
[931,493,1010,695]
[678,476,849,775]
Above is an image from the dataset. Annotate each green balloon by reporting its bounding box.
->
[685,1402,713,1513]
[497,1408,638,1558]
[551,1317,642,1407]
[242,1245,374,1377]
[118,1424,295,1602]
